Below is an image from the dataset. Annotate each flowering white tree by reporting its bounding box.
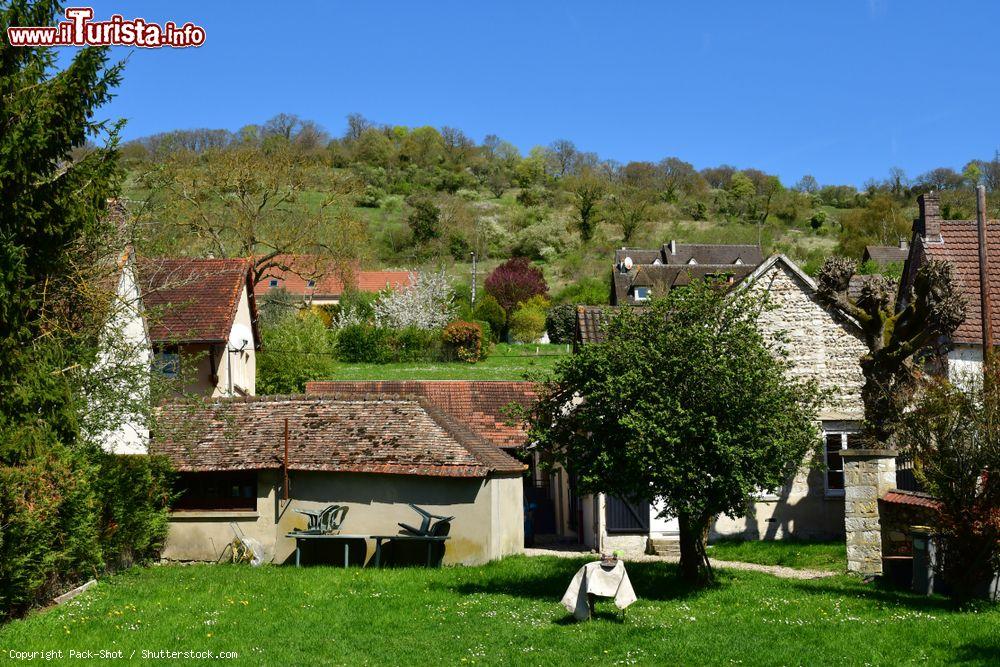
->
[374,270,455,330]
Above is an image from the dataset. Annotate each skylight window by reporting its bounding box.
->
[634,286,650,301]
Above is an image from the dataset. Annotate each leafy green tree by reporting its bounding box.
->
[605,185,653,243]
[527,283,821,583]
[836,193,911,258]
[899,367,1000,602]
[0,0,123,463]
[563,169,606,241]
[406,194,441,243]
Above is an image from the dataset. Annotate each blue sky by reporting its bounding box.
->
[75,1,1000,187]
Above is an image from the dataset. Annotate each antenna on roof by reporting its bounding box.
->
[623,257,633,270]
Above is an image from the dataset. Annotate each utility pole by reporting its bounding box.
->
[470,251,477,312]
[977,185,993,359]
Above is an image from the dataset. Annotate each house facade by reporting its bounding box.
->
[92,246,153,455]
[254,254,413,307]
[572,251,867,550]
[152,394,525,566]
[139,258,261,397]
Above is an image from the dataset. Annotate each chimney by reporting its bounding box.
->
[977,185,993,354]
[669,240,677,255]
[916,192,942,242]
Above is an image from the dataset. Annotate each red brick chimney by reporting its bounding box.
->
[916,192,942,242]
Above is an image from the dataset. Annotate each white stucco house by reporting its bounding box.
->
[91,245,153,455]
[138,257,261,398]
[571,251,867,551]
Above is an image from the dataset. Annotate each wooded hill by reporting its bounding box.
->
[117,112,1000,299]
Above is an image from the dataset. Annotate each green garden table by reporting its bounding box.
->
[370,535,450,568]
[286,533,369,567]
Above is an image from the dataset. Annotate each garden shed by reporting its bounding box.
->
[150,394,526,565]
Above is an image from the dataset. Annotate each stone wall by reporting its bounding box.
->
[749,260,866,420]
[842,449,897,575]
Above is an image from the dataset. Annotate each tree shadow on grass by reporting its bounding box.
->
[953,638,1000,666]
[443,558,719,603]
[786,577,971,613]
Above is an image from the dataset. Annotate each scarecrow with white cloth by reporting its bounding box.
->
[560,558,637,621]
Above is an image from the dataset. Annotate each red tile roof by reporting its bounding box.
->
[254,254,412,301]
[139,257,258,345]
[919,220,1000,345]
[881,490,941,510]
[151,394,526,478]
[305,381,537,450]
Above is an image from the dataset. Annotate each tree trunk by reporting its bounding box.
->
[677,512,713,584]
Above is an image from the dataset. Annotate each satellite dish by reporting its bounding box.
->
[623,257,634,270]
[229,323,253,351]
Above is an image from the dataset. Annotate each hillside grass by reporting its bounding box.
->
[2,556,996,665]
[323,343,569,381]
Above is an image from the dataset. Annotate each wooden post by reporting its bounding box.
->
[977,185,994,359]
[283,417,290,501]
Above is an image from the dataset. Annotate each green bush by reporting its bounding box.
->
[473,294,506,342]
[0,450,100,619]
[545,303,577,344]
[0,449,175,621]
[337,324,438,364]
[509,295,549,343]
[92,453,175,570]
[442,321,486,362]
[257,311,339,393]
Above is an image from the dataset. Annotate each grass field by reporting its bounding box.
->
[326,343,570,381]
[708,539,847,571]
[2,556,996,665]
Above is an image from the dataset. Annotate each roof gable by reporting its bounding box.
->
[139,257,258,345]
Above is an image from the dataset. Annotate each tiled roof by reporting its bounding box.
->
[254,254,412,300]
[920,220,1000,345]
[613,243,763,267]
[881,490,940,510]
[305,381,537,450]
[575,305,618,347]
[611,243,762,305]
[151,394,526,478]
[863,244,908,265]
[138,257,257,344]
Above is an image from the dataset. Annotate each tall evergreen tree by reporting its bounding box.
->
[0,0,123,462]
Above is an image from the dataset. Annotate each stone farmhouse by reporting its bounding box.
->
[572,246,868,553]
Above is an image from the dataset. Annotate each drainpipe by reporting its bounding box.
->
[977,185,993,360]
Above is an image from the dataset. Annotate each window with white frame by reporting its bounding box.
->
[634,286,650,301]
[824,429,862,494]
[269,278,279,288]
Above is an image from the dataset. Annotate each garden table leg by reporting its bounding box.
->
[344,541,349,568]
[427,541,432,567]
[295,540,301,567]
[374,538,382,567]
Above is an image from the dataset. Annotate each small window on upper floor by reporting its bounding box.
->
[634,286,650,301]
[269,278,279,288]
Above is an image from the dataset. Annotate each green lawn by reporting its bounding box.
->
[326,343,570,381]
[2,557,997,665]
[708,539,847,571]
